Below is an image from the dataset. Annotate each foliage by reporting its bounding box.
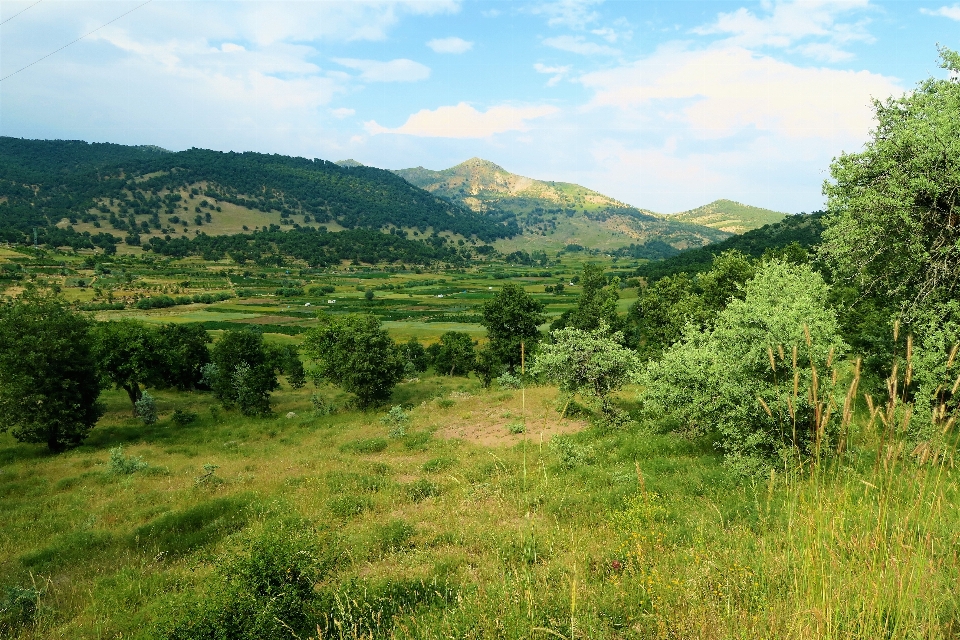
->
[135,391,158,425]
[820,48,960,322]
[269,343,306,389]
[480,282,545,373]
[303,313,405,409]
[567,263,623,333]
[533,323,639,421]
[635,212,825,281]
[210,329,279,416]
[496,372,522,390]
[0,585,43,635]
[108,445,148,474]
[628,250,758,360]
[403,337,430,373]
[92,320,159,412]
[154,323,211,391]
[640,261,847,475]
[0,293,103,451]
[171,408,198,426]
[433,331,476,376]
[160,521,333,640]
[380,405,410,438]
[472,344,504,388]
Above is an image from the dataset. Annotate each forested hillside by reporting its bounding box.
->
[633,212,824,281]
[0,138,519,252]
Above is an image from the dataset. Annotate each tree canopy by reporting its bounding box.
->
[0,293,104,450]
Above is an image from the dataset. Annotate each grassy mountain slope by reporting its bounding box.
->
[661,199,787,234]
[0,138,518,254]
[394,158,731,255]
[634,212,825,281]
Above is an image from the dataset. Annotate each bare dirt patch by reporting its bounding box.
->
[426,387,588,447]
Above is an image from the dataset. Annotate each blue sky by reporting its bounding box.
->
[1,1,957,213]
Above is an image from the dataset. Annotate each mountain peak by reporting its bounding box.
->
[335,159,364,167]
[452,157,507,173]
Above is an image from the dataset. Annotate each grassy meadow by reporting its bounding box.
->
[1,246,959,639]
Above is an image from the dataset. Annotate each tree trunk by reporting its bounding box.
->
[124,383,142,415]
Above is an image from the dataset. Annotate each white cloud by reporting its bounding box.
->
[579,45,900,143]
[427,36,473,53]
[534,62,571,86]
[694,1,874,60]
[921,5,960,20]
[220,43,245,53]
[333,58,431,82]
[365,102,559,138]
[530,0,603,29]
[543,35,619,56]
[330,108,356,119]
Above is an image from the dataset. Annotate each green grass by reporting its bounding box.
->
[0,368,957,638]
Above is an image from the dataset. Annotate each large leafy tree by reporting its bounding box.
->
[210,329,279,416]
[154,323,211,391]
[0,293,104,451]
[433,331,476,377]
[302,313,404,409]
[92,320,161,414]
[479,283,545,373]
[820,47,960,321]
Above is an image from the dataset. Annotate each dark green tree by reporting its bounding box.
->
[154,322,211,390]
[403,337,429,373]
[302,313,404,409]
[480,283,545,373]
[269,343,306,389]
[210,329,279,416]
[473,344,505,388]
[0,294,103,451]
[433,331,476,376]
[568,263,623,333]
[92,320,161,414]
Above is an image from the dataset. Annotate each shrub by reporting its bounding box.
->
[108,446,148,474]
[380,405,410,438]
[507,422,526,434]
[406,478,439,503]
[135,391,158,425]
[640,261,847,476]
[310,393,332,416]
[496,372,522,389]
[172,408,198,426]
[0,585,42,634]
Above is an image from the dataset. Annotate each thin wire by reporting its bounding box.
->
[0,0,43,26]
[0,0,152,82]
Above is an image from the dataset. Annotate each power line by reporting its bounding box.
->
[0,0,43,26]
[0,0,152,83]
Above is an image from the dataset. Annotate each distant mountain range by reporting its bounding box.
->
[392,158,727,254]
[0,138,786,262]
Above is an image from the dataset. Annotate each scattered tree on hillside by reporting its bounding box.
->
[154,323,211,391]
[479,283,545,374]
[92,320,160,414]
[302,313,404,409]
[210,329,279,416]
[532,324,639,425]
[0,293,104,451]
[433,331,476,376]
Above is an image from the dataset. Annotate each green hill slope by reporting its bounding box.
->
[662,199,787,234]
[394,158,731,256]
[634,212,825,281]
[0,138,518,253]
